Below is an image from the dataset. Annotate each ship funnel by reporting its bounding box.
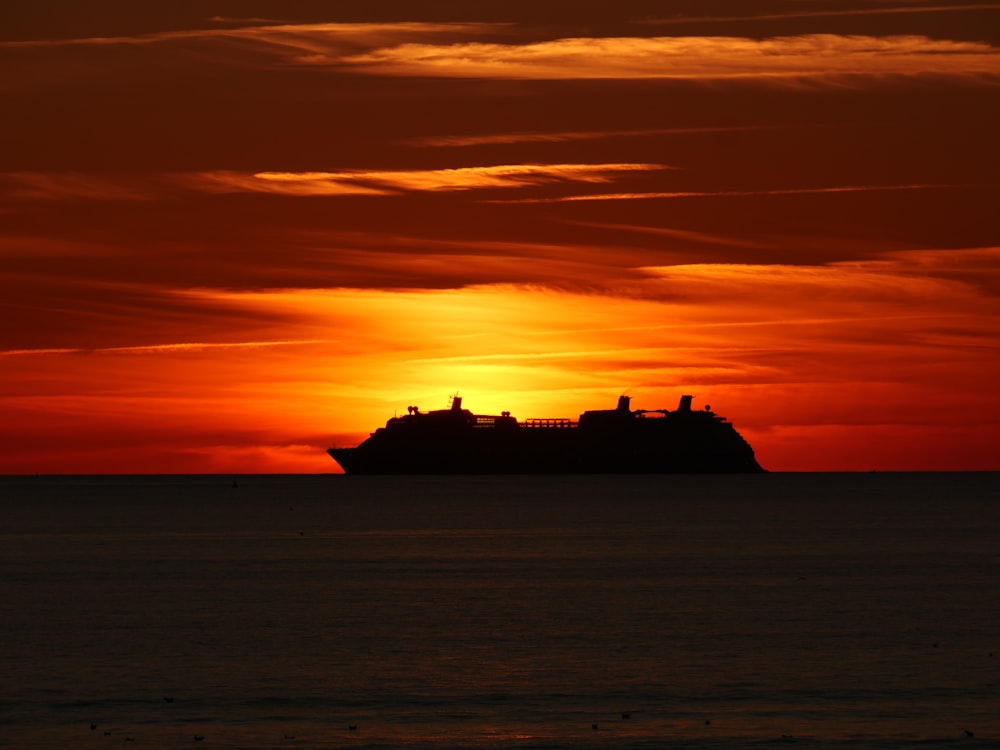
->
[678,395,693,412]
[617,395,631,412]
[451,395,463,411]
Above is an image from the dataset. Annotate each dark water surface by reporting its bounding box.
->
[1,473,998,749]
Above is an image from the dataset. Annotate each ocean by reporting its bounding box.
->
[1,473,997,749]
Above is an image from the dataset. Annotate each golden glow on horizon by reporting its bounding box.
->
[10,243,996,472]
[4,255,1000,472]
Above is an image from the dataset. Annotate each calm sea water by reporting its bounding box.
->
[1,473,997,750]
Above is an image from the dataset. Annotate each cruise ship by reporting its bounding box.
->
[327,394,763,474]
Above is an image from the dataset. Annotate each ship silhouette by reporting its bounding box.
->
[328,394,763,474]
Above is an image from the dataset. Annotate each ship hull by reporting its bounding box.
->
[328,449,762,474]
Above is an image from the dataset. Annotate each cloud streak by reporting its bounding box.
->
[342,34,1000,81]
[408,125,786,148]
[641,3,1000,26]
[2,164,671,202]
[1,340,333,357]
[499,182,991,203]
[235,163,669,194]
[0,172,163,202]
[8,169,977,207]
[0,21,502,51]
[6,20,999,86]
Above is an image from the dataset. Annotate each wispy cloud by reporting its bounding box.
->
[0,172,161,202]
[0,20,509,90]
[622,249,1000,333]
[207,16,287,26]
[0,348,81,357]
[341,34,1000,81]
[565,222,773,250]
[158,247,1000,337]
[239,163,668,194]
[7,20,998,85]
[497,182,990,203]
[0,340,332,357]
[1,164,670,202]
[1,21,502,51]
[408,125,784,148]
[641,3,1000,27]
[185,171,392,197]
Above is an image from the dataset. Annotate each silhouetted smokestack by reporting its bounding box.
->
[617,395,631,412]
[678,395,693,412]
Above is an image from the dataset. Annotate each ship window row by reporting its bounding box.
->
[522,419,577,428]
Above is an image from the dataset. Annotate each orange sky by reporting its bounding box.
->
[2,1,999,473]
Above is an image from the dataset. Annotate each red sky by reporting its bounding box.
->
[2,1,999,473]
